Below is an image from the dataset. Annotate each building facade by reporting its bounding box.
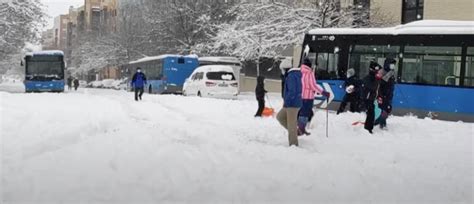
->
[53,14,70,51]
[371,0,474,25]
[84,0,117,33]
[41,29,56,50]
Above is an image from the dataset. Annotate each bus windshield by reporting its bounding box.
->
[26,56,64,81]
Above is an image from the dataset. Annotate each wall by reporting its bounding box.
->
[371,0,402,26]
[239,75,282,94]
[424,0,474,21]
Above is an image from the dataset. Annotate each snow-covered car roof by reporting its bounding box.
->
[129,54,198,64]
[199,57,241,65]
[308,20,474,35]
[195,65,235,73]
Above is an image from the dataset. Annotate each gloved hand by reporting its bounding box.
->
[381,111,389,119]
[322,91,330,98]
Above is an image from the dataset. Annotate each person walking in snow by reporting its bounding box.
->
[298,58,330,135]
[67,76,73,90]
[375,57,397,129]
[277,67,302,146]
[73,78,79,91]
[255,76,268,117]
[337,68,363,114]
[361,61,382,134]
[131,67,147,101]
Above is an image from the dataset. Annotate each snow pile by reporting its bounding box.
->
[0,76,24,93]
[1,89,473,203]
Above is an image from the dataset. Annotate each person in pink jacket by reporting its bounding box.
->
[298,58,330,135]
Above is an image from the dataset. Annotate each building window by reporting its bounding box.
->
[354,0,370,9]
[465,47,474,87]
[353,0,370,27]
[402,0,424,24]
[402,46,462,86]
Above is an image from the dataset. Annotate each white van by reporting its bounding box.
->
[183,65,239,99]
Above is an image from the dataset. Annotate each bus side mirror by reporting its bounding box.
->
[20,61,24,66]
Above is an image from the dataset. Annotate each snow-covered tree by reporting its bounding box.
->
[69,33,129,76]
[203,0,391,62]
[116,0,236,58]
[0,0,45,74]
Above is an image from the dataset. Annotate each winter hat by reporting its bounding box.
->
[383,58,397,71]
[369,61,381,71]
[346,68,355,78]
[302,58,312,68]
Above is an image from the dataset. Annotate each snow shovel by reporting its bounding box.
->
[262,95,275,117]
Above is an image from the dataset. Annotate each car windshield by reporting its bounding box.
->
[206,72,235,81]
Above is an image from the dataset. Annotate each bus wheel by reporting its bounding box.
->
[197,91,202,97]
[149,85,152,94]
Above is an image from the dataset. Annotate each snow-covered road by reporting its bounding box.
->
[1,82,473,203]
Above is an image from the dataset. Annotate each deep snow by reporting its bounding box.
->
[0,81,473,203]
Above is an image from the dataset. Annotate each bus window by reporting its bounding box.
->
[466,47,474,87]
[349,45,400,78]
[402,46,462,86]
[307,52,339,80]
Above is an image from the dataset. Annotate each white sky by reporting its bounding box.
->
[40,0,84,29]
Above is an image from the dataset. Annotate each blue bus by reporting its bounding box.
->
[24,50,65,93]
[124,55,199,94]
[301,20,474,122]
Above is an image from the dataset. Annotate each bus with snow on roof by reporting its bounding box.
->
[300,20,474,122]
[23,50,65,93]
[123,55,200,94]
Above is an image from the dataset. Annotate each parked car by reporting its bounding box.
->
[87,81,103,88]
[183,65,239,99]
[79,80,87,88]
[101,79,116,89]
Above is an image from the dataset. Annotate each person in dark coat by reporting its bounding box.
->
[337,68,362,114]
[67,76,73,90]
[361,61,382,134]
[255,76,268,117]
[375,58,397,129]
[131,67,147,101]
[73,78,79,91]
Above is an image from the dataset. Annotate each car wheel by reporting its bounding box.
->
[197,91,202,97]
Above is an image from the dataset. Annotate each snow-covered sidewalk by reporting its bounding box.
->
[1,86,472,203]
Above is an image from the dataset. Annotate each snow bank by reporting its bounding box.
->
[1,88,472,203]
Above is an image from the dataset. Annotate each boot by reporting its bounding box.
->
[297,126,303,136]
[298,116,310,136]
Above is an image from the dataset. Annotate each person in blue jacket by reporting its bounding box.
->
[276,67,302,146]
[131,67,147,101]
